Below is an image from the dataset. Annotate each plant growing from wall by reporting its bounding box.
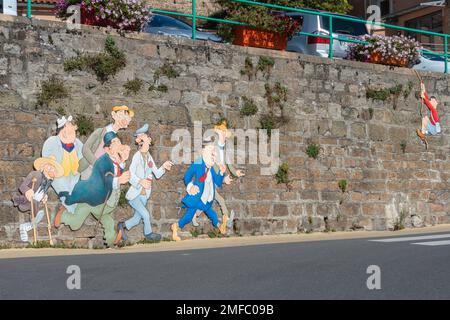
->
[275,162,291,190]
[56,106,67,116]
[259,114,276,136]
[240,96,258,116]
[403,81,414,99]
[306,143,320,159]
[240,56,275,80]
[149,84,168,93]
[64,36,126,83]
[276,163,289,184]
[257,56,275,79]
[190,229,201,238]
[338,180,348,193]
[240,57,255,80]
[153,62,179,81]
[400,141,407,153]
[123,78,144,95]
[37,76,70,107]
[394,210,408,231]
[75,114,95,137]
[366,87,390,101]
[260,82,289,136]
[366,83,411,110]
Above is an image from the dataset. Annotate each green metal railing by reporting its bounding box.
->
[27,0,32,18]
[23,0,450,72]
[151,0,450,73]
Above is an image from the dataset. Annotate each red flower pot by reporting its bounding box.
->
[233,26,288,51]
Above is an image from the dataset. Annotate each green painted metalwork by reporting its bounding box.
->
[27,0,32,18]
[151,0,450,73]
[328,15,333,59]
[192,0,197,40]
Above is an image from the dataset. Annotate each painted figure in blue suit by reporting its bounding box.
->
[171,137,229,241]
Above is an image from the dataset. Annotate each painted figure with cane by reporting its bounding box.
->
[54,132,131,247]
[13,156,64,243]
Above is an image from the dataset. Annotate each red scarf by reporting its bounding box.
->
[111,160,122,177]
[199,167,210,183]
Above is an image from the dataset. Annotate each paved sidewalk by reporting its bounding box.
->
[1,224,449,260]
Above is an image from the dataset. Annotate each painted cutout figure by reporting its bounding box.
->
[42,115,88,214]
[82,105,133,179]
[117,123,173,241]
[416,83,441,141]
[13,156,64,242]
[54,132,131,247]
[171,137,228,241]
[192,120,245,229]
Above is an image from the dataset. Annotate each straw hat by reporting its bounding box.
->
[33,155,64,178]
[112,105,134,117]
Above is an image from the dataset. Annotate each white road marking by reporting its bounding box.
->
[412,240,450,246]
[369,234,450,243]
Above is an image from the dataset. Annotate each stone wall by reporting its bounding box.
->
[1,14,450,247]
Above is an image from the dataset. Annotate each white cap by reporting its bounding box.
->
[57,115,73,129]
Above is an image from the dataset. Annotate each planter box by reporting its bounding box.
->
[370,52,408,68]
[233,25,288,51]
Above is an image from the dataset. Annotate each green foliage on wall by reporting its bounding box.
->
[306,143,320,159]
[75,114,95,137]
[338,180,348,193]
[154,62,179,81]
[240,96,258,116]
[64,36,127,83]
[37,76,69,107]
[275,163,290,185]
[124,78,144,95]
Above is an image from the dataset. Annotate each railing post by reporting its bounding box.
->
[192,0,197,40]
[329,15,333,59]
[27,0,32,18]
[445,35,448,74]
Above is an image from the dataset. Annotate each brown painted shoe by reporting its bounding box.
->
[54,206,65,229]
[171,223,181,241]
[416,129,426,140]
[113,229,123,246]
[219,214,229,235]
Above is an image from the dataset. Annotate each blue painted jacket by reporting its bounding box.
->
[181,158,224,208]
[61,153,116,207]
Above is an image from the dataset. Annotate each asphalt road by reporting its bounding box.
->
[1,232,450,300]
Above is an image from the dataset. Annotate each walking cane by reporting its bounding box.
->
[30,177,38,245]
[44,202,54,246]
